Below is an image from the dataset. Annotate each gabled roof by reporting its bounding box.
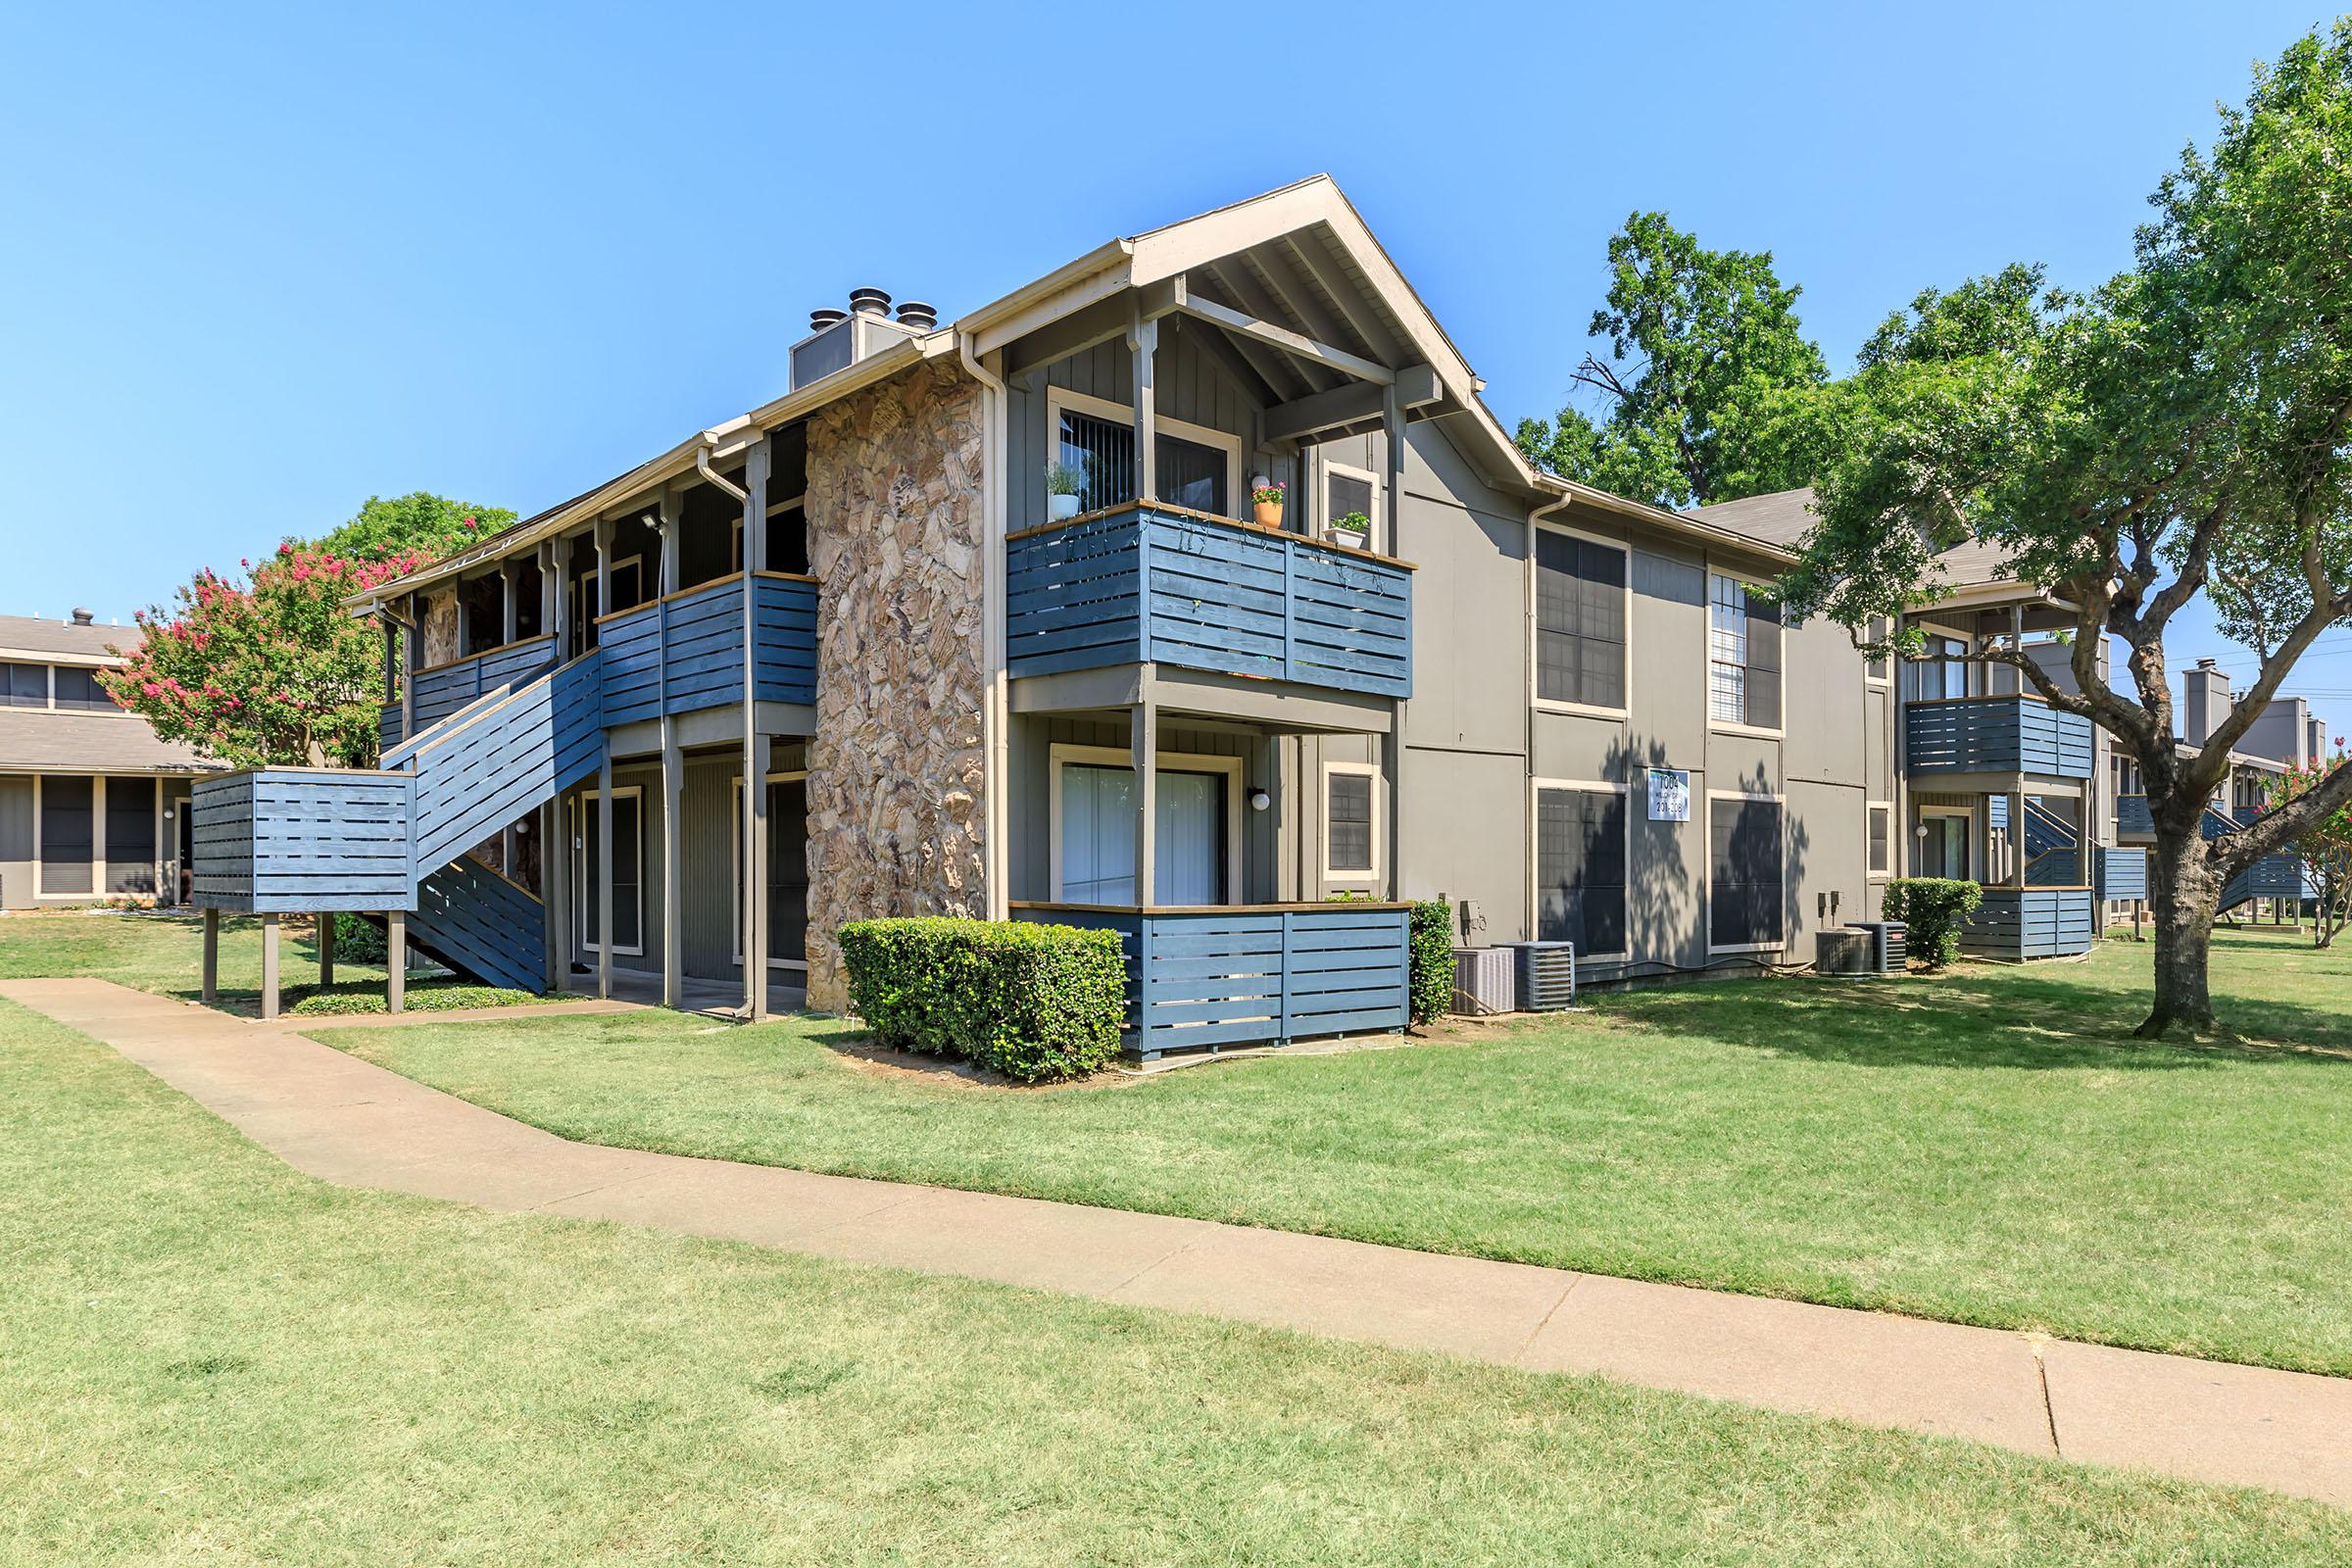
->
[1695,485,2023,597]
[0,709,206,773]
[0,612,136,664]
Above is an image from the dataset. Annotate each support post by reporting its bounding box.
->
[742,438,771,1020]
[1132,698,1156,907]
[201,906,219,1003]
[662,726,683,1009]
[1130,314,1158,504]
[401,595,420,742]
[545,797,569,991]
[598,755,615,1004]
[318,909,335,988]
[1383,383,1407,894]
[387,910,406,1013]
[260,913,279,1021]
[551,535,575,661]
[501,559,520,645]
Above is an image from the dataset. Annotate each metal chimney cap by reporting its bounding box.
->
[70,607,95,625]
[895,300,938,329]
[808,307,849,332]
[848,287,892,317]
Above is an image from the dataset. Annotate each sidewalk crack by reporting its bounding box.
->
[2030,1336,2063,1457]
[1513,1273,1583,1364]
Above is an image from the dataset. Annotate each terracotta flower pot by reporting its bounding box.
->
[1253,501,1284,528]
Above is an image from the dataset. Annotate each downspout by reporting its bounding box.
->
[958,332,1010,922]
[1526,495,1576,942]
[696,441,763,1020]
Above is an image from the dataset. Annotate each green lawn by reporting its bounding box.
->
[4,999,2347,1563]
[0,907,557,1015]
[322,928,2352,1378]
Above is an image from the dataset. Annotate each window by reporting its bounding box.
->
[1050,743,1242,906]
[1323,762,1379,882]
[1867,802,1890,878]
[1,662,45,708]
[576,789,645,955]
[1537,786,1628,957]
[1325,463,1378,539]
[732,774,810,968]
[1708,796,1785,950]
[52,666,112,711]
[1918,811,1971,881]
[1708,574,1782,729]
[1902,634,1970,703]
[1536,532,1628,710]
[39,775,94,896]
[1048,389,1242,518]
[1865,617,1892,684]
[107,777,157,895]
[765,496,809,576]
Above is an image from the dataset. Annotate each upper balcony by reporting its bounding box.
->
[1005,503,1412,702]
[1905,695,2094,780]
[595,571,818,727]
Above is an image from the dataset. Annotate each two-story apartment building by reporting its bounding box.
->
[1,610,207,909]
[186,177,2122,1037]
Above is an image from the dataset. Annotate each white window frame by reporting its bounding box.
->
[1530,519,1633,721]
[573,785,646,956]
[1706,570,1785,739]
[1867,800,1892,881]
[1917,804,1977,883]
[1319,760,1383,886]
[730,769,811,969]
[1704,788,1788,956]
[1528,776,1633,964]
[1044,386,1245,519]
[1048,741,1246,906]
[1319,458,1383,545]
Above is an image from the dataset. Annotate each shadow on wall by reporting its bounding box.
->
[1602,735,1692,969]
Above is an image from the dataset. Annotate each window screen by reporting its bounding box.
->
[1709,799,1785,949]
[1,662,45,707]
[1537,788,1627,956]
[765,779,808,964]
[41,776,94,895]
[1157,433,1227,514]
[1707,575,1782,728]
[1537,533,1627,709]
[1326,770,1374,875]
[1868,804,1890,875]
[53,666,112,711]
[106,777,157,895]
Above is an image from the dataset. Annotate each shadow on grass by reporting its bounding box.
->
[1600,961,2352,1072]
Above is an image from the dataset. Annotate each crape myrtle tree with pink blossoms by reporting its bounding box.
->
[1775,24,2352,1038]
[2265,746,2352,951]
[103,494,514,769]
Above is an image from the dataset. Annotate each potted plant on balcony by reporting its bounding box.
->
[1046,463,1084,521]
[1325,510,1370,550]
[1251,477,1286,529]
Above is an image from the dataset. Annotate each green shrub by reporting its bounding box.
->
[284,981,547,1016]
[838,917,1126,1083]
[331,911,388,966]
[1408,899,1452,1024]
[1883,879,1985,970]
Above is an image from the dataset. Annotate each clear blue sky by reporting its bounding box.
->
[3,1,2343,745]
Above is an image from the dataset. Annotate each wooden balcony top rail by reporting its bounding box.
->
[591,569,820,627]
[410,631,556,680]
[1006,500,1418,573]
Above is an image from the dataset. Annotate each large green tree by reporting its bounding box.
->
[1778,22,2352,1037]
[1515,212,1828,507]
[309,491,514,564]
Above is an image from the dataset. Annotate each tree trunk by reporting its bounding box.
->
[2139,826,2221,1038]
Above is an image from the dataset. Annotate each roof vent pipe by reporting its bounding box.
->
[848,287,892,317]
[808,307,848,332]
[895,300,938,330]
[70,608,94,626]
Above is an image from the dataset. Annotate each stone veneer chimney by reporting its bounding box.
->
[798,358,988,1007]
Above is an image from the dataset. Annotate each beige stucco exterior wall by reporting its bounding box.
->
[799,360,988,1006]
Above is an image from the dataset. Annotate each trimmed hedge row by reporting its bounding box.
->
[838,917,1126,1083]
[1408,899,1451,1025]
[1884,878,1984,970]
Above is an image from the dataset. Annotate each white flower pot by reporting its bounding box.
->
[1049,493,1083,521]
[1325,526,1368,550]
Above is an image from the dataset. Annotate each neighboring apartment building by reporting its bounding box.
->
[187,177,2122,1035]
[1,610,206,909]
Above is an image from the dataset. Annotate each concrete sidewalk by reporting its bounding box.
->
[8,975,2348,1507]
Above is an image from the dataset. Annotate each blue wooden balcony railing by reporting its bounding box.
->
[597,571,818,727]
[1010,901,1413,1059]
[408,633,558,732]
[1904,696,2095,779]
[1963,887,2095,959]
[2095,846,2148,901]
[1006,504,1413,700]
